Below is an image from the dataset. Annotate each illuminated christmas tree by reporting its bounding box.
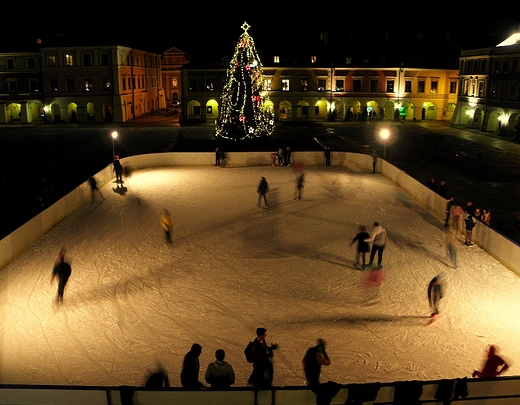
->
[215,22,275,141]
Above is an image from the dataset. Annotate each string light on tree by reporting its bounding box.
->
[215,22,275,141]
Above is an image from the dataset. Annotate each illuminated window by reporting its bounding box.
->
[172,78,178,87]
[264,78,272,90]
[65,54,74,67]
[84,79,93,92]
[48,55,57,67]
[478,81,484,97]
[274,56,280,64]
[300,79,308,91]
[386,80,394,93]
[281,79,289,91]
[103,78,111,91]
[311,56,316,63]
[417,80,425,93]
[317,79,326,91]
[205,78,214,91]
[430,81,438,94]
[335,80,344,91]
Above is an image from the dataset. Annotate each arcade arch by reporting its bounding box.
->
[206,99,219,122]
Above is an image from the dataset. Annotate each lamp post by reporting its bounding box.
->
[111,131,118,160]
[379,128,390,160]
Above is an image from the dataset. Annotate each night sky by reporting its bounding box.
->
[3,9,519,55]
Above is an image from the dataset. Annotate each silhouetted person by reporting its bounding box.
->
[113,155,123,183]
[88,177,104,202]
[51,247,71,303]
[248,327,278,389]
[181,343,206,390]
[324,147,331,166]
[473,345,509,378]
[145,362,170,388]
[257,177,269,207]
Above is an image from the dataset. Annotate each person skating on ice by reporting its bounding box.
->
[51,247,72,303]
[364,222,387,269]
[428,274,444,319]
[350,225,370,269]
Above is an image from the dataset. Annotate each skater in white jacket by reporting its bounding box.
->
[364,222,387,268]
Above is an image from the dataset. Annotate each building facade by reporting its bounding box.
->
[0,44,165,124]
[451,32,520,136]
[181,61,459,124]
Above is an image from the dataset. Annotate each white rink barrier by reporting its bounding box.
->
[1,151,518,277]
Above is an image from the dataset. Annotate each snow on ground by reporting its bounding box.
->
[1,163,519,388]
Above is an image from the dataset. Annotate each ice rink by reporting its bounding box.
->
[1,163,519,388]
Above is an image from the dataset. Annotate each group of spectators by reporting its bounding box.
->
[427,177,491,231]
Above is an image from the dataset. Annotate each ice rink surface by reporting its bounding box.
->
[1,163,518,387]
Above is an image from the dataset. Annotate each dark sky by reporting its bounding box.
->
[3,10,520,55]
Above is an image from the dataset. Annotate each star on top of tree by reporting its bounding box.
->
[241,22,251,33]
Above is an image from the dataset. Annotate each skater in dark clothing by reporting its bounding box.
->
[51,248,72,303]
[324,147,331,166]
[87,176,104,202]
[248,327,278,390]
[428,274,444,318]
[257,177,269,207]
[145,362,170,388]
[215,147,222,166]
[464,214,476,246]
[350,225,370,269]
[303,339,341,405]
[180,343,206,390]
[113,156,123,183]
[295,173,305,200]
[302,338,331,386]
[472,344,509,378]
[370,150,378,173]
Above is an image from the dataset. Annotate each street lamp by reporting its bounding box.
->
[379,128,390,160]
[111,131,118,160]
